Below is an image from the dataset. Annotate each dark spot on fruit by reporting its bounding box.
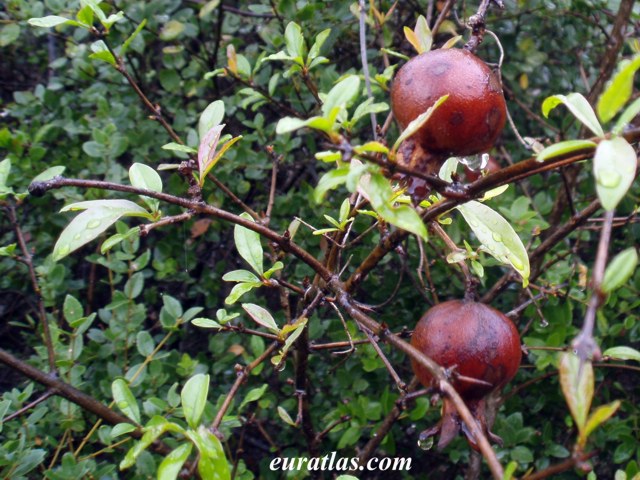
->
[450,112,464,126]
[431,61,450,76]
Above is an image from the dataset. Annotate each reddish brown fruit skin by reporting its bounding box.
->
[391,49,507,157]
[411,300,521,450]
[411,299,521,398]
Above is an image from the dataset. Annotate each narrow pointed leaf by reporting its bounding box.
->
[582,400,621,445]
[597,55,640,123]
[392,94,448,152]
[559,352,593,435]
[542,93,604,137]
[536,140,596,163]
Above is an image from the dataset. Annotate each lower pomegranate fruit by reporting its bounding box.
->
[411,299,521,450]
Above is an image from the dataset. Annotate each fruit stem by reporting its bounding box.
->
[464,0,505,53]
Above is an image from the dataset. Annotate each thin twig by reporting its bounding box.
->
[572,209,614,362]
[359,0,377,138]
[6,204,56,373]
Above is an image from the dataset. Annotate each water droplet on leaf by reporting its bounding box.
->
[87,219,101,229]
[459,153,489,171]
[597,170,621,188]
[417,435,434,451]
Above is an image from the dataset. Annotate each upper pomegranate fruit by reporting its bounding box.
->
[391,48,507,157]
[411,299,521,450]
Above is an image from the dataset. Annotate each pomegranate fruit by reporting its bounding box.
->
[411,299,521,450]
[391,48,507,157]
[390,49,507,201]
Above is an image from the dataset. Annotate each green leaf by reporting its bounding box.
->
[162,142,197,154]
[536,140,596,162]
[597,56,640,123]
[28,16,74,28]
[263,261,284,279]
[198,100,225,140]
[284,22,304,59]
[602,247,638,293]
[80,0,107,23]
[613,97,640,135]
[181,373,210,429]
[0,24,20,47]
[136,331,155,357]
[160,20,184,41]
[362,172,428,241]
[542,93,604,137]
[0,244,17,257]
[112,379,141,424]
[503,462,518,480]
[63,295,83,324]
[275,117,311,134]
[129,163,162,212]
[603,346,640,362]
[199,0,221,18]
[354,141,390,155]
[582,400,621,445]
[60,199,148,214]
[242,303,279,333]
[322,76,361,118]
[238,384,268,412]
[121,19,147,57]
[191,318,223,329]
[392,94,449,152]
[224,282,261,305]
[157,443,193,480]
[32,166,65,182]
[308,28,331,62]
[559,352,593,435]
[277,406,296,426]
[120,418,180,469]
[0,158,10,189]
[191,426,231,480]
[88,40,116,65]
[280,318,307,355]
[111,423,137,438]
[234,212,263,275]
[456,201,530,286]
[351,99,389,126]
[103,11,124,28]
[101,227,141,254]
[53,203,148,262]
[593,137,637,211]
[222,269,260,283]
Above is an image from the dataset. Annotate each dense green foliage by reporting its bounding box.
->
[1,1,640,479]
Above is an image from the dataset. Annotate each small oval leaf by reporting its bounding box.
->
[112,378,141,424]
[593,137,637,211]
[181,373,210,429]
[456,201,530,286]
[602,247,638,293]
